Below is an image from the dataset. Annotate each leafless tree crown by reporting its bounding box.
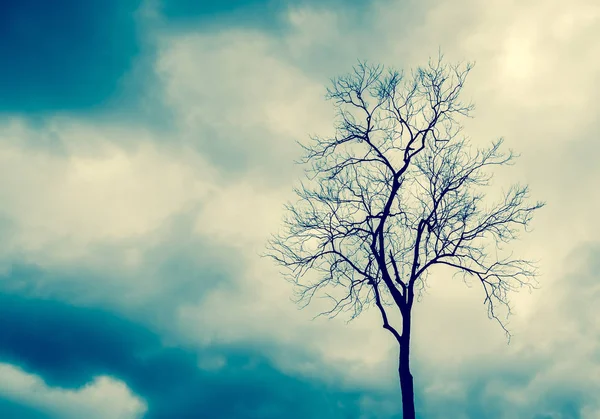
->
[267,57,544,337]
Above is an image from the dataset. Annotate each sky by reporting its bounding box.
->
[0,0,598,418]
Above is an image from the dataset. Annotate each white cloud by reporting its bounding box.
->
[193,176,291,250]
[0,363,146,419]
[155,29,333,177]
[0,118,216,261]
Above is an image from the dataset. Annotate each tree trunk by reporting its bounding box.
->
[399,313,415,419]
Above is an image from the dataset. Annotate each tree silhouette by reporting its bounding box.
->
[266,56,544,418]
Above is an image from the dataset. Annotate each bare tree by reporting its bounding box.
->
[266,56,544,419]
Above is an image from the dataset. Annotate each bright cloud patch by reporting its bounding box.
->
[0,119,216,256]
[0,363,146,419]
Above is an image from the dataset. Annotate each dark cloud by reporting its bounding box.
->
[0,293,154,388]
[159,0,371,31]
[0,0,142,113]
[159,0,283,29]
[0,293,395,418]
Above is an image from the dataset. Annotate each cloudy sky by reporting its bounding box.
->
[0,0,598,417]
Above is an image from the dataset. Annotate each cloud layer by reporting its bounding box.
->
[0,0,598,417]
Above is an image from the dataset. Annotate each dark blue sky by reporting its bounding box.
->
[0,0,141,113]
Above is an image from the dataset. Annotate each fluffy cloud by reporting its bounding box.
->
[0,364,145,419]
